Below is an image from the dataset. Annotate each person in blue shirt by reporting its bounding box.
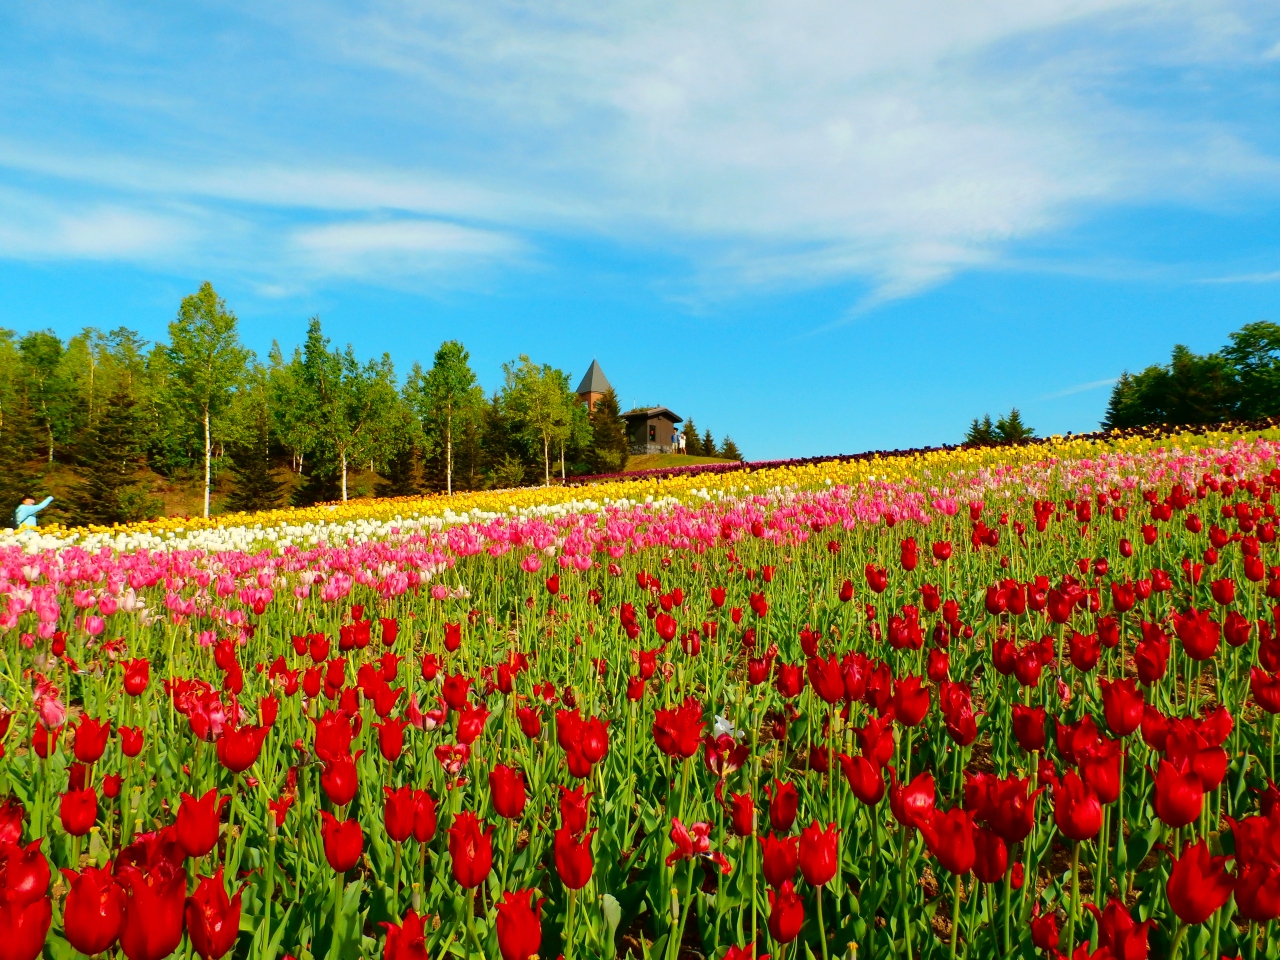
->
[14,496,53,528]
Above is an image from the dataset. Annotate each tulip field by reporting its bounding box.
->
[7,428,1280,960]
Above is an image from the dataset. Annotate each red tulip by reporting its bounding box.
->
[891,674,930,726]
[443,621,462,651]
[1252,668,1280,714]
[806,655,845,704]
[384,786,415,844]
[760,833,798,888]
[839,754,886,806]
[553,827,595,889]
[60,787,97,836]
[798,821,839,886]
[381,909,429,960]
[1011,704,1047,753]
[1053,771,1102,841]
[184,867,242,960]
[1210,577,1236,605]
[1030,904,1059,952]
[1174,608,1221,661]
[972,827,1007,884]
[774,663,804,699]
[558,786,591,835]
[490,764,527,820]
[765,780,799,831]
[495,889,542,960]
[579,717,610,764]
[320,812,363,873]
[321,755,360,808]
[215,724,267,773]
[1084,899,1150,959]
[118,859,186,960]
[375,717,408,761]
[380,616,399,646]
[889,769,936,832]
[1153,760,1204,828]
[119,726,144,757]
[0,798,22,846]
[767,880,804,943]
[1099,678,1144,736]
[1,838,50,906]
[1078,737,1122,805]
[447,811,493,889]
[73,716,112,764]
[647,699,700,759]
[1234,859,1280,923]
[121,658,150,696]
[923,807,975,876]
[727,792,756,837]
[61,864,124,956]
[412,790,437,844]
[1166,839,1234,925]
[176,789,228,859]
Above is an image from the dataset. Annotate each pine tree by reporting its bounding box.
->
[702,429,716,458]
[995,408,1034,442]
[377,442,425,497]
[66,390,159,525]
[587,388,629,473]
[0,393,45,524]
[681,419,703,456]
[720,436,744,461]
[225,413,285,513]
[963,415,996,446]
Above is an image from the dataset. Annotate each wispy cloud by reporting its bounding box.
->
[0,1,1279,298]
[1199,269,1280,284]
[1040,377,1118,400]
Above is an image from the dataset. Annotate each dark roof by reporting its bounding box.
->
[575,359,612,396]
[622,406,683,424]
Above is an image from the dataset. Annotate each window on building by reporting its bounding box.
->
[648,425,656,441]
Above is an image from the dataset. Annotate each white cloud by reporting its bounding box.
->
[292,218,523,277]
[1039,377,1119,400]
[0,188,193,261]
[1,0,1278,298]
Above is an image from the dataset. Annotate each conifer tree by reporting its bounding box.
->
[964,415,996,446]
[720,436,744,461]
[225,410,285,513]
[702,429,716,458]
[0,393,45,522]
[995,408,1034,442]
[681,419,703,456]
[66,390,159,525]
[588,388,629,473]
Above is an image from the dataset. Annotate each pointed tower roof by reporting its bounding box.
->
[575,359,612,396]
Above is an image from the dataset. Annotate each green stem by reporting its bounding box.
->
[949,873,962,960]
[1170,921,1188,960]
[565,887,576,960]
[816,883,830,960]
[1064,843,1081,958]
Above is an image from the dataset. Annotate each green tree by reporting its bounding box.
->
[719,436,744,461]
[18,330,73,462]
[681,418,703,456]
[702,429,716,458]
[995,408,1034,442]
[168,282,251,517]
[588,388,630,473]
[963,415,996,446]
[66,390,159,525]
[0,390,44,521]
[1222,321,1280,419]
[408,342,483,495]
[224,364,285,513]
[502,355,573,485]
[266,343,315,474]
[300,318,401,501]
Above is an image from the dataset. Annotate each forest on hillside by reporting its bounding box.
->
[0,283,742,525]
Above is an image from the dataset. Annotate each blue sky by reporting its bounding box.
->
[2,1,1280,460]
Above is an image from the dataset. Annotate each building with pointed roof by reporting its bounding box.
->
[622,406,683,455]
[575,359,612,411]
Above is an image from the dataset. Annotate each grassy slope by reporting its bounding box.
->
[624,453,736,472]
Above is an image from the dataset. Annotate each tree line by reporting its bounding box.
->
[0,282,743,525]
[1102,321,1280,430]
